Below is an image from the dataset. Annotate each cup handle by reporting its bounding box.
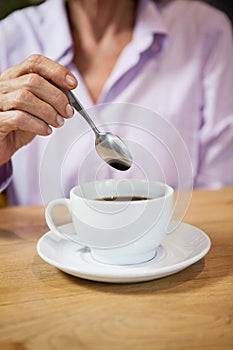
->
[45,198,81,243]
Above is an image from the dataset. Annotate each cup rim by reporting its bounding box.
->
[70,178,174,203]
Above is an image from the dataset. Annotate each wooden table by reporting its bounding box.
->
[0,188,232,350]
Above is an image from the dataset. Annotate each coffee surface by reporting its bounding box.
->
[96,196,152,201]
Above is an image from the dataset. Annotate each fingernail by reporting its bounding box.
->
[66,74,76,86]
[66,104,74,118]
[56,114,64,126]
[47,126,52,134]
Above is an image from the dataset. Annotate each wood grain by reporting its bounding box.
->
[0,188,232,350]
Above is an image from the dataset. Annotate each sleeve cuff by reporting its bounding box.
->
[0,161,13,192]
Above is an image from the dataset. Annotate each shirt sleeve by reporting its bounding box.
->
[195,13,233,188]
[0,161,13,193]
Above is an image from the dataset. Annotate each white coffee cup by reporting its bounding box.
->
[45,179,174,265]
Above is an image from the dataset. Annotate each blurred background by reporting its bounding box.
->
[0,0,232,24]
[0,0,44,19]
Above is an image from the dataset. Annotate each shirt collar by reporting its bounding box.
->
[39,0,74,65]
[39,0,168,64]
[133,0,168,53]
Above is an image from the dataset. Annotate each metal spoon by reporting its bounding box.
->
[64,90,133,171]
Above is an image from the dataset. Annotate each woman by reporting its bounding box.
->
[0,0,233,205]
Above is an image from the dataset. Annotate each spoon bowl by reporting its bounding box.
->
[96,132,133,171]
[64,90,133,171]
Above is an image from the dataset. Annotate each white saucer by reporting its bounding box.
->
[37,221,211,283]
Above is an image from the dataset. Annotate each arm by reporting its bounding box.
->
[196,13,233,188]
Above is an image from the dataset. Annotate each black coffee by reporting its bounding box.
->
[107,161,130,171]
[96,196,152,201]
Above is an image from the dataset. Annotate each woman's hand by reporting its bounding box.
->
[0,54,78,166]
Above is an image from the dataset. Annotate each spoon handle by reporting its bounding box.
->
[64,89,100,135]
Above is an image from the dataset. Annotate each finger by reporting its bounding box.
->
[0,110,52,136]
[1,89,65,128]
[0,54,78,90]
[0,74,74,119]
